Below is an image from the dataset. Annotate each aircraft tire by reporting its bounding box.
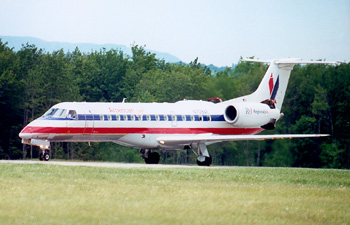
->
[39,152,44,161]
[197,155,212,166]
[43,151,50,161]
[145,152,160,164]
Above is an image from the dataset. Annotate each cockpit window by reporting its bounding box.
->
[43,108,58,117]
[42,108,68,118]
[55,109,67,117]
[67,110,77,119]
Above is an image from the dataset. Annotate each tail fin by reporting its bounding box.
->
[235,58,338,110]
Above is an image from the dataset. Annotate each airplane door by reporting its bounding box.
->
[84,108,94,134]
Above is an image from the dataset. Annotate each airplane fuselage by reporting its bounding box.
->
[19,99,279,150]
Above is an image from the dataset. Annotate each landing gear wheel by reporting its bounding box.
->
[145,152,160,164]
[39,152,44,161]
[43,150,50,161]
[197,155,212,166]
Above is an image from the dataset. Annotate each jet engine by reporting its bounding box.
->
[223,102,281,129]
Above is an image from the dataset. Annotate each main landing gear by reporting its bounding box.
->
[139,143,213,166]
[196,155,212,166]
[194,143,212,166]
[139,149,160,164]
[39,149,50,161]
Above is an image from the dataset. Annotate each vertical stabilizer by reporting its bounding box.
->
[231,59,337,110]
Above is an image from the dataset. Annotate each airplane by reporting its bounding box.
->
[19,58,337,166]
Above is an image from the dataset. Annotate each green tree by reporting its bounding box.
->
[0,40,22,159]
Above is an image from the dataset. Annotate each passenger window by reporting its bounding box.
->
[67,110,77,119]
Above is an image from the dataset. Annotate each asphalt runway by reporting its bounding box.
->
[0,160,213,169]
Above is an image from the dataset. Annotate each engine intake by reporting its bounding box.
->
[223,102,281,128]
[224,105,238,123]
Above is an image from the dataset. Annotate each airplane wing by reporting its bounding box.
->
[157,134,329,145]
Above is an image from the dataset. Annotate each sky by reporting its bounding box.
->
[1,0,350,66]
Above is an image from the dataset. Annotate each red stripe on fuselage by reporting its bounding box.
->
[20,126,263,135]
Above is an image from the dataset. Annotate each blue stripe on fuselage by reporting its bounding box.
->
[39,114,226,122]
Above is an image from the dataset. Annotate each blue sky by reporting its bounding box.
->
[1,0,349,66]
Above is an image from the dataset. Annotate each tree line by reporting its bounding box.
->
[0,39,349,168]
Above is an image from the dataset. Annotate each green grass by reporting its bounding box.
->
[0,163,349,225]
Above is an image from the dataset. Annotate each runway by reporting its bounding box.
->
[0,160,210,169]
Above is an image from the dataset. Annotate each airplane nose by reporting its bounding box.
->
[19,126,33,139]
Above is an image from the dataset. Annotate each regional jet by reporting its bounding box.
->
[19,58,336,165]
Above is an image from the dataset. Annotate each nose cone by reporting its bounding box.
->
[19,125,33,139]
[19,118,52,141]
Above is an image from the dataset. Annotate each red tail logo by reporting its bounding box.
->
[269,73,274,95]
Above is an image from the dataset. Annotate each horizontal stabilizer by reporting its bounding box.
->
[242,58,340,65]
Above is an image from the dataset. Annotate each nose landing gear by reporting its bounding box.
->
[39,149,50,161]
[21,139,51,161]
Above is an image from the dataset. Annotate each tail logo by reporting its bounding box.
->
[268,74,279,102]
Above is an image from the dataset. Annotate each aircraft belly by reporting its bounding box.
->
[49,134,125,142]
[115,134,163,149]
[22,131,124,143]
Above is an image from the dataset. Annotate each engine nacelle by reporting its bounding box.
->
[223,102,281,128]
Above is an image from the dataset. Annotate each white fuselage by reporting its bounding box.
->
[19,99,280,150]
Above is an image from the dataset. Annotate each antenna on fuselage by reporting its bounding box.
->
[122,98,127,103]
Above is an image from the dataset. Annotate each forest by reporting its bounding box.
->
[0,39,349,168]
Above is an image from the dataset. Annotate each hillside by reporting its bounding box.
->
[0,35,181,63]
[0,36,234,71]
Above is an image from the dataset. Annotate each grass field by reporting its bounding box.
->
[0,162,349,225]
